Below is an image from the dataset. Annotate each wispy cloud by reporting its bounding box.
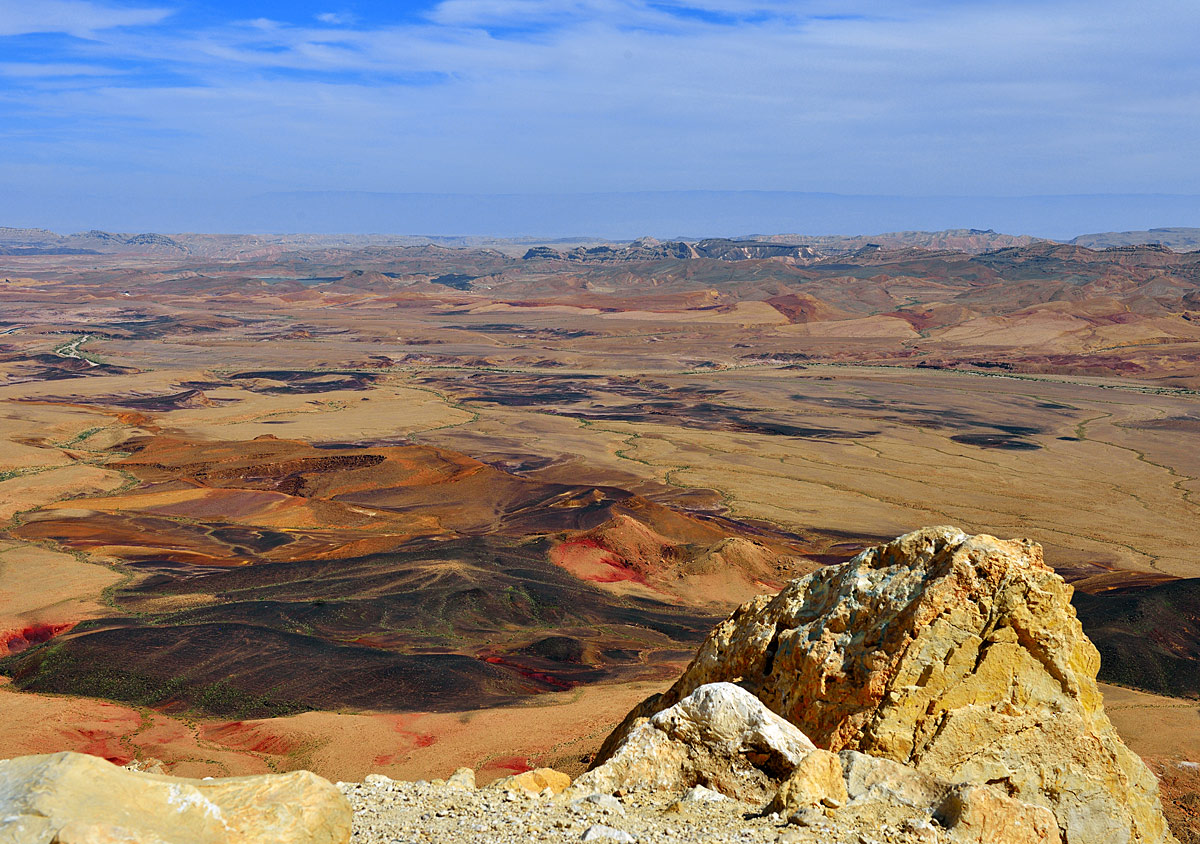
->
[0,62,125,77]
[315,12,356,26]
[1,0,1198,231]
[0,0,170,38]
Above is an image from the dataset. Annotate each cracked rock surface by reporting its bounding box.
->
[594,526,1176,844]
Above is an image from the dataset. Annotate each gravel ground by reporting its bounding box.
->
[339,777,942,844]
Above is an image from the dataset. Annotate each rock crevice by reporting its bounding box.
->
[591,526,1176,844]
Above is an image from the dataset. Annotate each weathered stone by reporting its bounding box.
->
[488,767,572,796]
[446,767,476,790]
[54,820,171,844]
[936,784,1062,844]
[839,750,945,809]
[903,817,940,843]
[594,527,1176,844]
[580,823,636,842]
[663,783,730,813]
[0,815,55,844]
[0,751,351,844]
[575,682,815,801]
[572,793,626,815]
[785,807,826,827]
[123,758,167,776]
[767,750,848,816]
[677,784,729,804]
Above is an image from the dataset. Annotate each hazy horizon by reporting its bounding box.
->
[6,190,1200,241]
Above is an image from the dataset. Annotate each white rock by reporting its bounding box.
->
[677,784,729,804]
[581,823,637,842]
[574,683,815,802]
[571,793,626,815]
[446,767,476,790]
[649,683,815,768]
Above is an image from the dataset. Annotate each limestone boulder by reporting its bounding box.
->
[575,682,815,801]
[836,751,1060,843]
[0,751,351,844]
[665,784,730,813]
[487,767,571,796]
[839,750,944,810]
[766,749,847,815]
[446,767,476,790]
[594,526,1176,844]
[936,784,1062,844]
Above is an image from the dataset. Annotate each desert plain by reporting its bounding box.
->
[2,229,1200,832]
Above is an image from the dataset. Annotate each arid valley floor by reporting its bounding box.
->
[3,229,1200,837]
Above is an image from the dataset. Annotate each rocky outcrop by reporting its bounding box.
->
[583,683,1062,841]
[0,751,351,844]
[574,682,814,802]
[593,526,1176,844]
[935,783,1062,844]
[488,768,572,796]
[839,749,944,809]
[765,749,847,815]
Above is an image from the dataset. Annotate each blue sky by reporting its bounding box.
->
[1,0,1198,234]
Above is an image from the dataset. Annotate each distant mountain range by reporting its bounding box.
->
[1069,227,1200,251]
[1,225,1198,260]
[0,228,610,260]
[523,237,823,262]
[0,228,192,256]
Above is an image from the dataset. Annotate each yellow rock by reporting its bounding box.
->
[766,750,847,815]
[595,527,1177,844]
[489,767,571,796]
[936,783,1062,844]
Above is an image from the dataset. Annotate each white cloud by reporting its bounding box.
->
[315,12,356,26]
[0,62,122,77]
[0,0,170,38]
[1,0,1199,217]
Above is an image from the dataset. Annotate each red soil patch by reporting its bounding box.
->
[0,622,76,656]
[53,703,143,765]
[765,292,843,324]
[71,727,133,765]
[481,656,575,690]
[370,713,438,766]
[482,755,532,775]
[549,538,646,584]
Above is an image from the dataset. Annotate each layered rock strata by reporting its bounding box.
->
[592,526,1176,844]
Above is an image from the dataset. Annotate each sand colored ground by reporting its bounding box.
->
[0,676,1194,783]
[0,676,666,781]
[0,541,120,641]
[483,366,1200,578]
[1100,683,1200,763]
[784,315,921,339]
[160,383,472,443]
[0,464,128,522]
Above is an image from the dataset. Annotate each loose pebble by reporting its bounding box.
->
[340,778,946,843]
